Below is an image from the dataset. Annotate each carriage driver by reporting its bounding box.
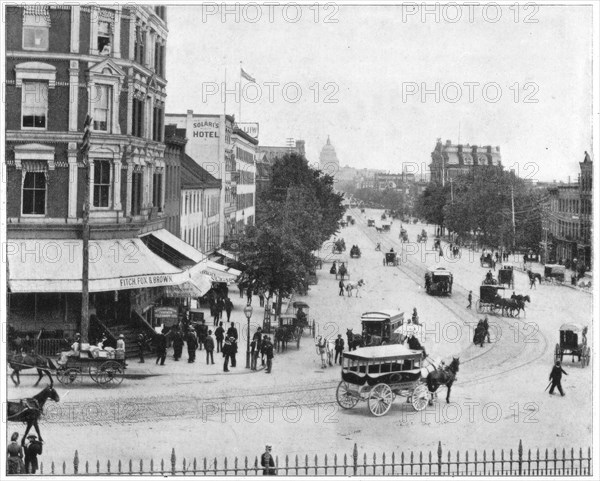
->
[58,333,82,365]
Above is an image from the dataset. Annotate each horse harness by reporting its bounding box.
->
[8,398,43,419]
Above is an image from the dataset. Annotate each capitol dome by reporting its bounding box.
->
[319,136,340,176]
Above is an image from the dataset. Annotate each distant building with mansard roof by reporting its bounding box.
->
[430,138,502,184]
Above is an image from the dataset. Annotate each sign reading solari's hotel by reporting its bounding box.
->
[192,120,220,138]
[119,274,175,288]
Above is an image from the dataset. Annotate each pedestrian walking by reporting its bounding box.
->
[137,332,148,363]
[338,279,345,296]
[467,290,472,309]
[483,316,490,343]
[238,282,244,298]
[211,304,219,326]
[411,308,419,325]
[23,434,42,474]
[155,329,167,366]
[197,319,208,351]
[172,327,184,361]
[186,327,198,363]
[261,444,276,475]
[549,361,568,396]
[246,287,253,305]
[205,330,215,364]
[264,336,274,373]
[216,296,225,323]
[230,337,238,367]
[223,337,232,372]
[334,334,344,365]
[227,322,238,341]
[224,297,233,322]
[7,432,25,474]
[215,322,225,354]
[250,338,258,370]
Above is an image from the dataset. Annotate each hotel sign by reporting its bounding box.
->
[192,119,220,139]
[237,122,259,139]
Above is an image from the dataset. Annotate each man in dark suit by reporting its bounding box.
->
[227,322,238,340]
[186,328,198,363]
[549,361,568,396]
[334,334,345,365]
[155,329,167,366]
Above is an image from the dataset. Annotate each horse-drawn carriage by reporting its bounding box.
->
[555,323,590,367]
[476,285,505,315]
[399,228,408,242]
[384,251,398,266]
[424,268,453,296]
[340,219,348,228]
[544,264,566,283]
[417,229,428,243]
[350,245,361,258]
[331,260,349,280]
[368,219,375,227]
[382,222,391,232]
[354,310,405,347]
[335,345,431,416]
[292,301,313,336]
[274,314,302,351]
[55,354,126,386]
[332,238,346,254]
[497,264,515,289]
[480,253,495,268]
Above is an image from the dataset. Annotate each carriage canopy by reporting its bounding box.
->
[427,267,452,281]
[559,323,586,333]
[479,284,505,302]
[342,344,423,363]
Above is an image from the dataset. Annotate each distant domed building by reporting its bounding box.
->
[319,136,340,176]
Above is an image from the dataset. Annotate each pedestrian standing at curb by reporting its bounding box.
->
[223,337,232,372]
[338,278,345,296]
[334,334,345,365]
[250,338,258,370]
[467,291,472,309]
[186,327,198,363]
[215,322,225,354]
[264,336,274,373]
[155,329,167,366]
[172,326,184,361]
[137,333,148,363]
[247,287,253,305]
[261,444,276,475]
[227,322,238,341]
[230,337,238,367]
[7,432,25,474]
[205,330,215,365]
[549,361,568,396]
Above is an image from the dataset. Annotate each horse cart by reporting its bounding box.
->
[56,353,126,386]
[399,228,408,242]
[274,314,302,351]
[425,268,453,296]
[544,264,566,283]
[498,264,515,289]
[476,284,506,315]
[340,219,348,228]
[335,345,431,417]
[350,245,361,258]
[385,252,398,266]
[480,253,494,268]
[555,323,590,367]
[292,301,313,336]
[382,222,391,232]
[368,219,375,227]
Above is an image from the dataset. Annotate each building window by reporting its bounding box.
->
[135,25,145,64]
[22,171,46,215]
[22,81,48,129]
[93,85,112,132]
[131,171,143,215]
[23,7,50,51]
[153,172,163,212]
[93,160,111,207]
[98,21,113,55]
[152,105,163,141]
[132,97,144,137]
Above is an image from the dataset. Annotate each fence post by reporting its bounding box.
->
[518,440,523,476]
[171,448,176,475]
[438,442,442,475]
[74,450,79,474]
[353,443,358,476]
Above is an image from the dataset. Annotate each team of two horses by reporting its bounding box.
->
[492,293,531,317]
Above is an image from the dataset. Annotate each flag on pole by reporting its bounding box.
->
[240,67,256,83]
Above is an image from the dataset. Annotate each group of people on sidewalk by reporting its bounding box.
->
[6,432,42,474]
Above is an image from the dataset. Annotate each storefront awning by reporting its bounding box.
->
[7,238,191,293]
[141,229,206,267]
[217,248,239,262]
[199,261,242,284]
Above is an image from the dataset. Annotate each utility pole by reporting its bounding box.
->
[80,115,92,343]
[510,184,516,249]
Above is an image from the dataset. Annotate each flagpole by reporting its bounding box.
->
[239,60,242,122]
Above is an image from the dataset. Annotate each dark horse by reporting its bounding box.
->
[337,263,348,280]
[510,294,531,316]
[426,357,460,403]
[7,385,60,442]
[527,270,542,288]
[346,329,365,351]
[8,352,56,387]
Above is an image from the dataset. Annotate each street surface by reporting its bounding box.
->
[7,208,593,466]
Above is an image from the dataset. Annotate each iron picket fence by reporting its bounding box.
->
[35,440,592,476]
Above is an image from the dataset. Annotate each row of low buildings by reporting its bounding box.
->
[2,4,306,351]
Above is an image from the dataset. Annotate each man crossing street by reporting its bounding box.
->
[549,361,568,396]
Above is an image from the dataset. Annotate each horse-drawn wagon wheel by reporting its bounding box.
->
[411,383,430,412]
[554,344,561,363]
[368,383,393,417]
[336,381,360,409]
[89,364,105,384]
[57,367,79,385]
[101,360,124,386]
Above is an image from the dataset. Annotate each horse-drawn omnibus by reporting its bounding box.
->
[497,264,515,289]
[384,251,398,266]
[555,323,590,367]
[360,310,405,346]
[368,218,375,227]
[544,264,566,283]
[335,344,431,416]
[424,268,453,296]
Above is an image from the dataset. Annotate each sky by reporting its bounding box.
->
[165,3,594,182]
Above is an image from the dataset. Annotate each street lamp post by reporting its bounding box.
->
[244,305,253,369]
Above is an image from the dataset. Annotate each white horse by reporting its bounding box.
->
[315,336,334,368]
[345,279,365,297]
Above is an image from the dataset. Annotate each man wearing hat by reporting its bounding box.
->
[187,327,198,363]
[263,336,274,373]
[261,444,276,475]
[549,360,568,396]
[117,334,126,350]
[222,336,232,372]
[334,334,345,365]
[23,434,43,474]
